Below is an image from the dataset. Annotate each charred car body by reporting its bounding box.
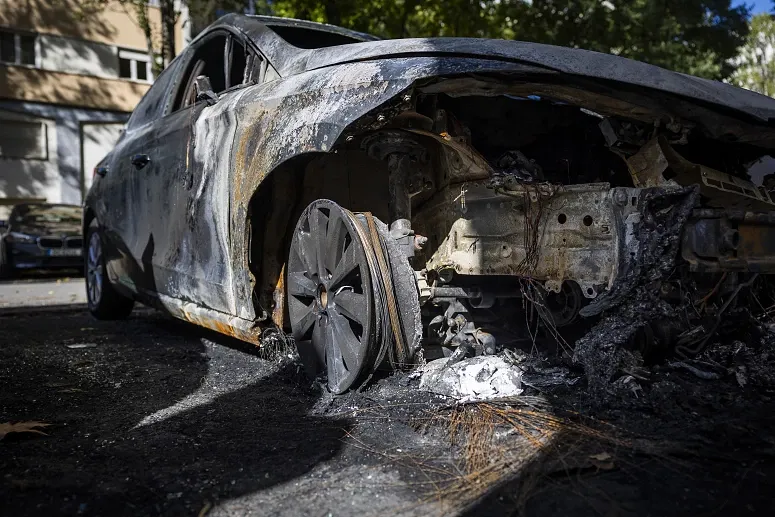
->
[1,204,83,277]
[85,15,775,392]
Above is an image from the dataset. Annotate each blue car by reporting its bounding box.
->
[0,203,83,278]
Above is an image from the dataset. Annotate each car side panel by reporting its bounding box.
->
[150,90,249,315]
[98,122,157,295]
[86,58,184,297]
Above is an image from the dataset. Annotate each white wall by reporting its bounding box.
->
[38,33,119,79]
[0,109,59,219]
[81,122,124,194]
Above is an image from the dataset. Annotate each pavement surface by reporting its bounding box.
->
[0,275,86,309]
[2,276,775,516]
[0,278,440,517]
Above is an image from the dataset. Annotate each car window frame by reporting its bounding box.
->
[163,29,269,119]
[124,58,183,132]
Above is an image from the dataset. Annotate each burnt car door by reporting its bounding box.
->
[95,62,181,295]
[150,32,261,314]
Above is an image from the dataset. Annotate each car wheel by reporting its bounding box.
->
[287,200,379,394]
[85,220,134,319]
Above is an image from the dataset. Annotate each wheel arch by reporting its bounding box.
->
[241,148,392,329]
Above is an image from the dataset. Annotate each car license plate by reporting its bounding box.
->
[48,248,81,257]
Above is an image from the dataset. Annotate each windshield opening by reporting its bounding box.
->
[266,25,368,48]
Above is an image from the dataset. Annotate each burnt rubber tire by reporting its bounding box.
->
[287,200,378,394]
[85,220,134,320]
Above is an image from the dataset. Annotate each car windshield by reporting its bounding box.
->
[15,205,81,225]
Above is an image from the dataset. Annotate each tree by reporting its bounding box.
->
[268,0,750,80]
[159,0,178,67]
[80,0,752,81]
[78,0,183,77]
[730,14,775,96]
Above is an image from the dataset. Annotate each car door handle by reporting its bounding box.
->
[131,154,151,169]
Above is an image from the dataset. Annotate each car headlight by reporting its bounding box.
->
[6,232,37,244]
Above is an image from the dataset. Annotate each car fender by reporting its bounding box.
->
[224,56,530,319]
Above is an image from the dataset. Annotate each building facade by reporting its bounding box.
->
[0,0,190,218]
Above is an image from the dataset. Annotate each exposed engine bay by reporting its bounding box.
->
[331,85,775,386]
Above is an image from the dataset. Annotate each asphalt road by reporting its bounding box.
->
[0,278,435,516]
[3,277,775,516]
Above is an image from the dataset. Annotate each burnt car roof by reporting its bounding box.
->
[206,14,775,125]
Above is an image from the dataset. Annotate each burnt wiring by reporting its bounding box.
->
[519,278,573,355]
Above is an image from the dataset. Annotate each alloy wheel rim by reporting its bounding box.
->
[287,200,375,394]
[87,232,103,306]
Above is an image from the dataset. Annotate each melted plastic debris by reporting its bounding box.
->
[573,186,699,400]
[419,356,524,402]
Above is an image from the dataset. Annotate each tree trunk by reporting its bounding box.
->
[132,1,158,79]
[160,0,178,67]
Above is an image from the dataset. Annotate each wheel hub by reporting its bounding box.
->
[546,281,583,327]
[317,284,329,310]
[87,232,103,307]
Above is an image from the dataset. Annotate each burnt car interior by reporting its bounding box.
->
[177,35,252,109]
[266,23,376,48]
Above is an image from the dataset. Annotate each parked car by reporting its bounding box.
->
[84,14,775,393]
[1,204,83,277]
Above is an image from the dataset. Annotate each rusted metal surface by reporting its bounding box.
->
[627,137,775,210]
[272,263,286,329]
[161,294,262,345]
[416,182,640,298]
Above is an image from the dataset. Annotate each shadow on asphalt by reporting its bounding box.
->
[0,309,350,516]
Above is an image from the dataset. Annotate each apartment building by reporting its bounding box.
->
[0,0,190,218]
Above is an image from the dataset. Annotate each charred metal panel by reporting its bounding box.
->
[160,87,255,315]
[415,183,641,297]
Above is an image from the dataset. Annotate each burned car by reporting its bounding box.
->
[1,203,83,277]
[85,14,775,393]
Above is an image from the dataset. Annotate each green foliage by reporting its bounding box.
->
[253,0,750,80]
[730,13,775,96]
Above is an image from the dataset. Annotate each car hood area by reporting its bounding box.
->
[295,37,775,124]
